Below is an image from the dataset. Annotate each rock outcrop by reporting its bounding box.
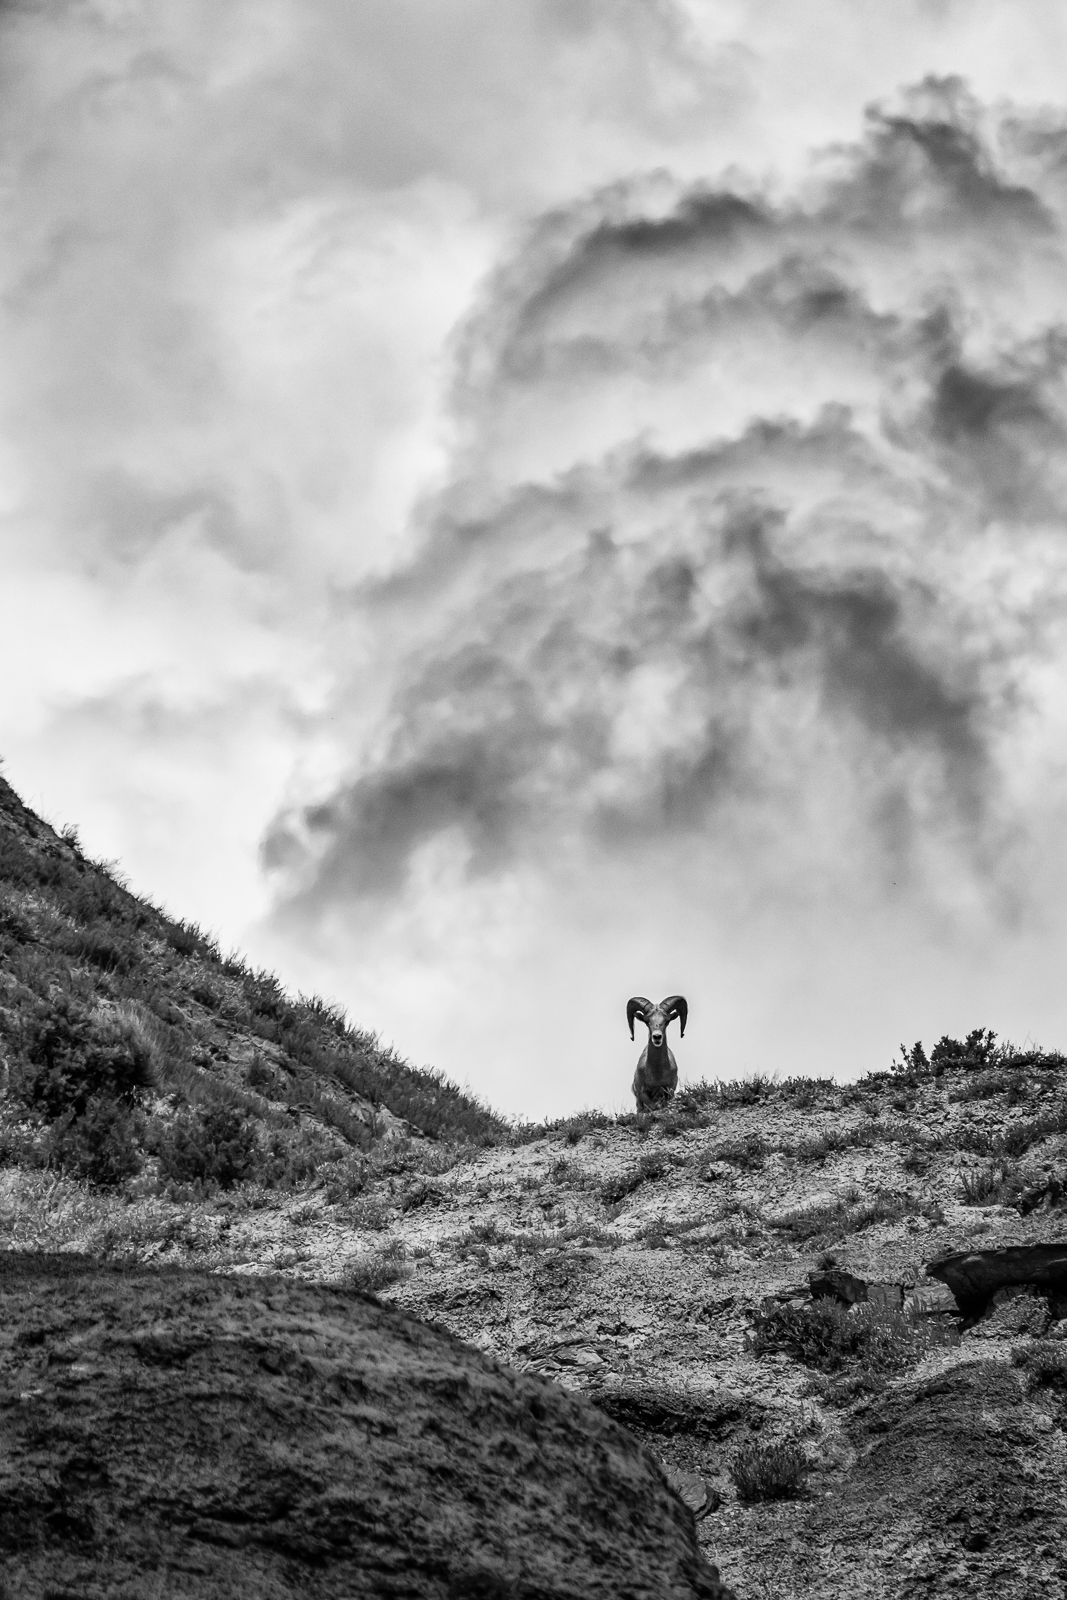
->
[927,1243,1067,1315]
[0,1254,734,1600]
[904,1282,960,1316]
[795,1358,1067,1583]
[808,1266,905,1310]
[808,1265,869,1304]
[1017,1173,1067,1215]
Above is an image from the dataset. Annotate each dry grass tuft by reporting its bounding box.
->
[730,1439,808,1502]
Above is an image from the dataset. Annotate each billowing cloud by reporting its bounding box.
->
[270,84,1065,888]
[9,4,1067,1115]
[261,83,1067,1113]
[0,0,742,932]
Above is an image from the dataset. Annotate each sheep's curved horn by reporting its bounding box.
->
[661,995,688,1038]
[626,997,652,1041]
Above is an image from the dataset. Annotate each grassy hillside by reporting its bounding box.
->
[0,771,509,1198]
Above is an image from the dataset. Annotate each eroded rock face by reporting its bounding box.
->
[927,1243,1067,1313]
[0,1255,734,1600]
[823,1359,1067,1580]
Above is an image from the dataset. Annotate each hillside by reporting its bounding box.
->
[0,770,508,1194]
[4,773,1067,1597]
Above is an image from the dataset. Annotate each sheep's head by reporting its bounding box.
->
[626,994,688,1045]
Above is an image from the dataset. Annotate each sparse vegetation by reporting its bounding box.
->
[663,1080,717,1112]
[713,1134,767,1170]
[633,1216,705,1248]
[0,775,510,1201]
[528,1248,598,1293]
[598,1151,676,1205]
[48,1095,146,1187]
[730,1439,808,1502]
[947,1103,1067,1161]
[959,1160,1025,1206]
[466,1215,510,1245]
[323,1158,370,1204]
[340,1244,411,1293]
[950,1069,1028,1104]
[750,1298,958,1374]
[150,1104,259,1194]
[676,1231,730,1262]
[344,1195,393,1231]
[555,1219,623,1249]
[900,1143,931,1176]
[512,1109,617,1145]
[888,1028,1067,1089]
[550,1155,592,1186]
[710,1074,778,1107]
[1012,1340,1067,1390]
[769,1187,938,1243]
[777,1076,837,1108]
[783,1129,848,1164]
[398,1179,443,1213]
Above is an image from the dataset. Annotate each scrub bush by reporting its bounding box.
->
[730,1440,808,1502]
[150,1104,257,1192]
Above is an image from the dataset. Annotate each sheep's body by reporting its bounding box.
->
[627,994,687,1111]
[632,1041,678,1110]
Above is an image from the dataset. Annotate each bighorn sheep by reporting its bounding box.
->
[627,995,687,1111]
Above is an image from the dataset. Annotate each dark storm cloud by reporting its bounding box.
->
[267,82,1067,915]
[827,79,1053,233]
[456,83,1054,398]
[726,513,984,797]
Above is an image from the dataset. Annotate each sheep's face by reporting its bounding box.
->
[627,993,687,1046]
[645,1006,670,1049]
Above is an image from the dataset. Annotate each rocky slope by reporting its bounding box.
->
[4,1052,1067,1597]
[98,1060,1067,1600]
[4,773,1067,1597]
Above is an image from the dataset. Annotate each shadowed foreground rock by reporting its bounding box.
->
[0,1255,734,1600]
[707,1356,1067,1596]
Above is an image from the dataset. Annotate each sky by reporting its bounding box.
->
[4,1,1067,1117]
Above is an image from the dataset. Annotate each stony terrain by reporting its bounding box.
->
[319,1080,1067,1600]
[4,772,1067,1597]
[4,1054,1067,1597]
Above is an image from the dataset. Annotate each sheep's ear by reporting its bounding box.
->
[661,995,688,1038]
[626,997,652,1041]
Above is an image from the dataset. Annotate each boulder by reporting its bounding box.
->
[661,1464,718,1521]
[592,1381,749,1441]
[1017,1174,1067,1216]
[808,1266,869,1304]
[927,1243,1067,1314]
[808,1268,903,1310]
[904,1282,960,1317]
[0,1254,734,1600]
